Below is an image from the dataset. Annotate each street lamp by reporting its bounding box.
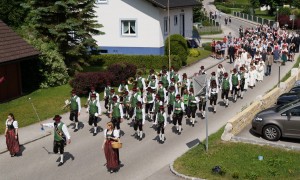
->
[276,6,279,28]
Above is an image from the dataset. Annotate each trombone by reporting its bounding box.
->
[62,99,71,110]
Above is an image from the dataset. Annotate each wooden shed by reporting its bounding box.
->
[0,20,39,102]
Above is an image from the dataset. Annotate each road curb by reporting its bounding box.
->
[169,161,205,180]
[232,136,300,151]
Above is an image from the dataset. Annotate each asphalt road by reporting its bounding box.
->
[0,2,294,180]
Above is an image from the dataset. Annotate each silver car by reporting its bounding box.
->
[252,100,300,141]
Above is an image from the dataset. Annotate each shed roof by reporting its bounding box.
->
[0,20,39,64]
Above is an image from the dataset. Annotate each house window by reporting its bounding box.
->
[96,0,108,3]
[121,20,136,36]
[164,17,168,34]
[174,15,178,26]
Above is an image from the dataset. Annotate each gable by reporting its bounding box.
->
[0,20,39,64]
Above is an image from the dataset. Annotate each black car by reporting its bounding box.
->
[276,92,300,105]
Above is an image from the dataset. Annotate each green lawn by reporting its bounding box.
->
[187,49,211,65]
[174,127,300,179]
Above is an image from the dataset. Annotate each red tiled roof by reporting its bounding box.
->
[0,20,39,63]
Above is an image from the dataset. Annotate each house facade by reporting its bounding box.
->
[94,0,200,55]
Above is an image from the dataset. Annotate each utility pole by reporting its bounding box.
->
[168,0,171,71]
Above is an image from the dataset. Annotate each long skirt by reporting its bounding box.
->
[104,140,119,170]
[6,129,20,155]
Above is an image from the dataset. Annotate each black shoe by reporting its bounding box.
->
[93,132,97,136]
[192,124,194,127]
[58,162,64,166]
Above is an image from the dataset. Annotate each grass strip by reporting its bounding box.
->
[174,127,300,179]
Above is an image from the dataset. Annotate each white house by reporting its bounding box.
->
[94,0,201,55]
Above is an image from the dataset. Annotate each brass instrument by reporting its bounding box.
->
[127,77,136,85]
[62,99,71,110]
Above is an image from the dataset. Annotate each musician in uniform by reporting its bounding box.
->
[111,96,124,132]
[216,64,226,88]
[152,94,162,123]
[173,95,185,134]
[87,86,99,103]
[143,87,155,120]
[169,78,179,95]
[104,82,111,110]
[157,81,167,103]
[129,87,142,119]
[69,90,81,131]
[221,72,231,107]
[136,72,146,96]
[154,105,167,143]
[230,68,241,102]
[187,88,199,127]
[160,70,170,90]
[199,66,206,75]
[41,115,71,166]
[147,75,158,92]
[133,101,146,140]
[181,73,190,96]
[198,87,207,118]
[239,67,247,99]
[118,80,129,102]
[108,88,119,114]
[208,72,219,89]
[182,89,189,116]
[167,86,176,122]
[122,91,131,120]
[87,94,101,136]
[147,69,157,83]
[208,80,219,113]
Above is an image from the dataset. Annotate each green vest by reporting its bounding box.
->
[154,101,160,112]
[170,71,174,78]
[174,101,183,114]
[232,74,238,86]
[149,80,156,88]
[168,93,175,105]
[157,112,164,123]
[222,79,230,90]
[54,123,64,141]
[105,87,111,97]
[89,100,98,115]
[131,94,138,108]
[137,78,143,89]
[158,88,164,99]
[161,76,168,88]
[136,108,143,120]
[147,93,153,102]
[70,96,78,110]
[188,95,197,107]
[183,94,189,105]
[124,95,130,104]
[120,84,125,92]
[183,79,188,88]
[174,74,179,83]
[112,103,121,118]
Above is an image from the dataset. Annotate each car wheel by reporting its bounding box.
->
[263,125,281,141]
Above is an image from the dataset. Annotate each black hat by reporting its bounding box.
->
[53,115,62,121]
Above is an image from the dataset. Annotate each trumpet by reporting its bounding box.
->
[128,77,137,85]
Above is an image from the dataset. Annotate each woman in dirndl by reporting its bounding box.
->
[102,122,120,173]
[4,113,20,157]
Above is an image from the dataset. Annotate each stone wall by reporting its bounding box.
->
[221,68,300,141]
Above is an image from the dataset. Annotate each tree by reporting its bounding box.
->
[193,0,205,23]
[0,0,28,28]
[23,0,104,75]
[258,0,289,15]
[165,34,188,66]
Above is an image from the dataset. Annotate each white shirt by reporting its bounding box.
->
[103,129,120,138]
[118,84,129,93]
[42,122,71,140]
[87,91,100,102]
[6,119,18,128]
[173,100,185,112]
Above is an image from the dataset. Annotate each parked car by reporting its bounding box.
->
[276,92,300,105]
[252,99,300,141]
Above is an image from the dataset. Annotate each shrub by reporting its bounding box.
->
[90,54,168,69]
[202,42,212,51]
[165,34,188,66]
[189,48,201,57]
[107,63,137,86]
[69,71,114,96]
[90,54,181,70]
[217,6,232,14]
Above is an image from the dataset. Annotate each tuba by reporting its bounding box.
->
[127,77,135,85]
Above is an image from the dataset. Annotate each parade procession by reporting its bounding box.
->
[3,20,300,176]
